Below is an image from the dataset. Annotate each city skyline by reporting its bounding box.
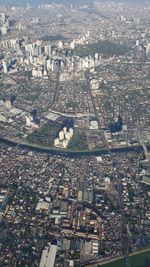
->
[0,1,150,267]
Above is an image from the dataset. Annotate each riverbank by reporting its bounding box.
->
[0,136,146,157]
[97,247,150,267]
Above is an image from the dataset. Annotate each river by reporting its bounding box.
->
[0,136,145,158]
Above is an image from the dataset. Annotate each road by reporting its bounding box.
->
[50,71,60,107]
[87,70,132,267]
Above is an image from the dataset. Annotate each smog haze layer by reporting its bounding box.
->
[0,0,92,6]
[1,0,149,6]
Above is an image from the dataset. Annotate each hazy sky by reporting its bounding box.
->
[0,0,148,6]
[1,0,92,5]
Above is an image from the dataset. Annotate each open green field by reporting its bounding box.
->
[99,249,150,267]
[100,259,124,267]
[27,123,89,151]
[68,130,88,151]
[27,121,60,147]
[75,41,131,57]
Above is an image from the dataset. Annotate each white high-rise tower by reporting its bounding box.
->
[2,60,8,74]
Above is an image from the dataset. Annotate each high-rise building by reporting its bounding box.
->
[146,43,150,55]
[25,43,32,53]
[2,60,8,74]
[5,100,12,109]
[2,40,9,48]
[44,45,52,56]
[1,24,8,35]
[1,13,6,23]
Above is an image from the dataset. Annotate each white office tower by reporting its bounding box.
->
[33,57,38,65]
[59,130,64,141]
[32,69,37,77]
[54,127,73,149]
[45,45,51,56]
[65,132,71,141]
[2,60,8,74]
[32,45,39,56]
[95,53,99,60]
[2,40,9,48]
[37,46,42,56]
[29,55,33,64]
[37,68,43,77]
[25,115,39,128]
[32,67,43,78]
[25,43,33,54]
[86,30,90,38]
[37,56,46,66]
[1,25,8,35]
[51,60,56,72]
[70,41,75,49]
[69,260,74,267]
[69,128,73,137]
[43,68,48,76]
[59,71,70,82]
[146,43,150,55]
[60,60,65,69]
[57,41,63,49]
[89,58,95,68]
[5,19,10,28]
[9,39,16,47]
[24,58,30,65]
[1,13,6,23]
[63,139,68,148]
[90,79,99,90]
[25,115,33,126]
[20,57,24,64]
[46,59,50,70]
[83,59,89,69]
[78,60,83,71]
[54,138,59,146]
[63,127,67,134]
[5,100,12,109]
[18,23,24,31]
[10,39,20,50]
